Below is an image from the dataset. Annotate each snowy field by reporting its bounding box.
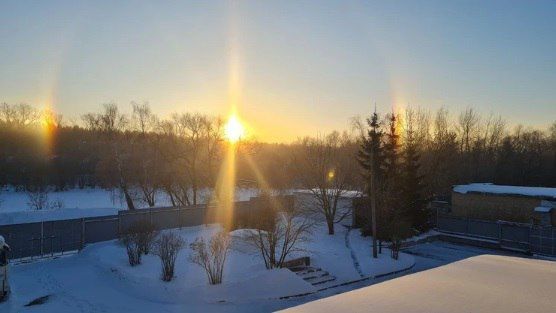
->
[0,188,259,225]
[0,222,414,313]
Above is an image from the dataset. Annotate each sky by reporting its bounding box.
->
[1,0,555,142]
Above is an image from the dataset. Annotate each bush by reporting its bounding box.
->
[26,187,49,210]
[120,220,157,266]
[242,207,313,269]
[154,232,185,281]
[189,231,231,285]
[127,220,158,255]
[120,232,142,266]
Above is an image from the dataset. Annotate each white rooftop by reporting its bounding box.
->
[534,206,552,213]
[453,183,556,199]
[280,255,556,313]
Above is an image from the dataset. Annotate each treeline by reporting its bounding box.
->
[356,108,556,255]
[0,102,555,211]
[355,107,556,196]
[0,102,306,209]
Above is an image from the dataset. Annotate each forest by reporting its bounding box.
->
[0,102,555,212]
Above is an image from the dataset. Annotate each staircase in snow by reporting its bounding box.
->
[289,266,337,289]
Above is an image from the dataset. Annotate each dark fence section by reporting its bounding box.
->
[437,213,556,256]
[0,195,295,260]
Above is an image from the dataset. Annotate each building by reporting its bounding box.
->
[450,183,556,226]
[279,255,556,313]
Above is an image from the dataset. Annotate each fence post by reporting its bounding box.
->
[117,214,121,235]
[552,227,556,255]
[466,217,470,234]
[40,221,44,257]
[80,218,85,251]
[498,222,502,244]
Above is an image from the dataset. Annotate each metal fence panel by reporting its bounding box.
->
[467,219,500,239]
[437,212,556,256]
[180,208,207,227]
[0,195,296,260]
[84,216,119,244]
[437,215,468,234]
[42,219,82,255]
[0,222,42,259]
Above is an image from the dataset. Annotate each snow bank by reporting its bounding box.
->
[207,269,316,302]
[453,183,556,199]
[279,255,556,313]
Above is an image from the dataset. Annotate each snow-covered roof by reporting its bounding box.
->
[279,255,556,313]
[534,206,552,213]
[453,183,556,199]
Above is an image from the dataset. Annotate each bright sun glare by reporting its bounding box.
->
[224,115,245,143]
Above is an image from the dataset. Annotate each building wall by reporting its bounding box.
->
[451,192,542,223]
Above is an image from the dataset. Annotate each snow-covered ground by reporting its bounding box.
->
[0,222,414,313]
[280,254,556,313]
[0,188,259,225]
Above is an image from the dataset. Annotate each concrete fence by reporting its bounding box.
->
[0,195,294,260]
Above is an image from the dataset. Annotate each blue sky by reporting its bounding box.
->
[1,1,555,141]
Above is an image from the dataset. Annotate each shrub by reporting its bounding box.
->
[26,187,49,210]
[126,220,158,255]
[242,206,313,269]
[190,231,231,285]
[119,220,157,266]
[154,232,185,281]
[120,232,142,266]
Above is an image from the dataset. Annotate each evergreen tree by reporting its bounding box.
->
[401,126,428,231]
[358,112,383,192]
[358,111,384,239]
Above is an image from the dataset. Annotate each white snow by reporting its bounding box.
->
[293,189,363,199]
[534,206,552,213]
[280,255,556,313]
[0,222,414,312]
[0,187,259,225]
[453,183,556,199]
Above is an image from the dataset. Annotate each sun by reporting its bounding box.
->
[224,115,245,143]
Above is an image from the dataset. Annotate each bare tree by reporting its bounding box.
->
[86,103,136,210]
[157,113,222,206]
[154,232,185,281]
[240,204,313,269]
[293,132,357,234]
[132,101,158,134]
[131,102,160,207]
[0,103,39,126]
[457,107,480,153]
[26,186,49,210]
[189,231,231,285]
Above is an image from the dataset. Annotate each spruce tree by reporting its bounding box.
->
[401,127,427,231]
[358,111,383,238]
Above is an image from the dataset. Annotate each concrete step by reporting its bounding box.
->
[314,278,341,290]
[306,274,337,286]
[293,266,321,275]
[299,270,329,280]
